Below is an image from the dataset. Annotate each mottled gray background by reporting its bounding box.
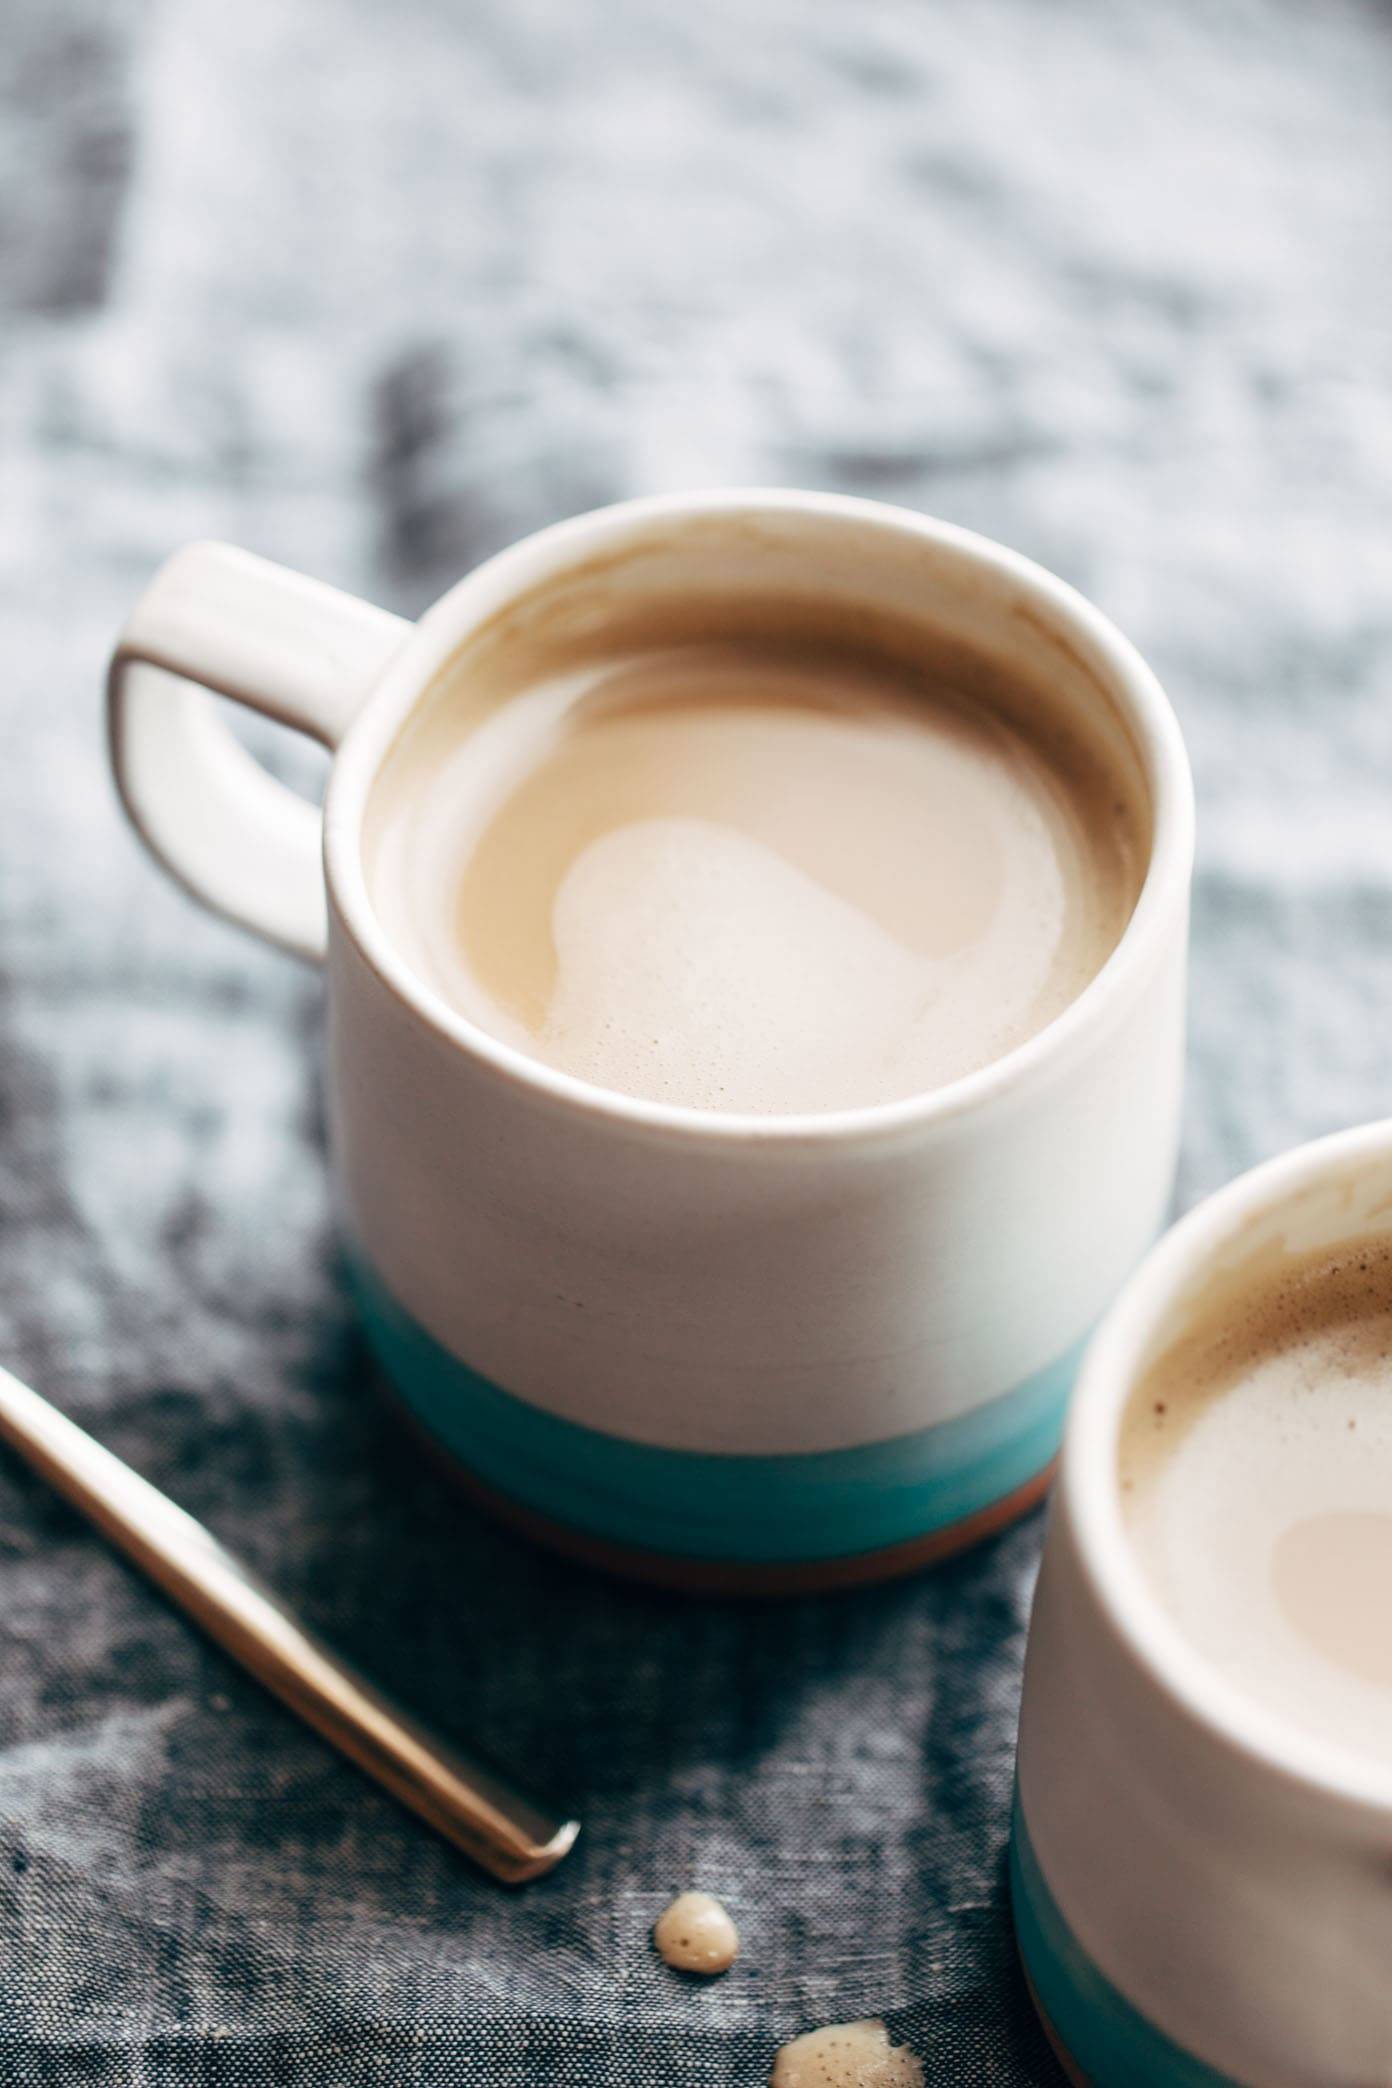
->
[2,0,1390,2080]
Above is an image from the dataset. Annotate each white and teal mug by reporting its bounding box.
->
[1014,1122,1392,2085]
[106,492,1192,1592]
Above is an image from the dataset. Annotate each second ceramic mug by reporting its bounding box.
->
[107,491,1193,1591]
[1013,1120,1392,2085]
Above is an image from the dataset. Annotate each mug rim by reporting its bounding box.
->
[1063,1116,1392,1815]
[323,487,1193,1146]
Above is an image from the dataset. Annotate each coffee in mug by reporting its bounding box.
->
[366,612,1145,1116]
[1121,1232,1392,1763]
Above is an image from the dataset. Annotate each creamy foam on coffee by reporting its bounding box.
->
[1121,1235,1392,1763]
[367,610,1143,1116]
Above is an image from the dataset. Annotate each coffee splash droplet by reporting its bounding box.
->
[770,2019,924,2087]
[653,1891,739,1975]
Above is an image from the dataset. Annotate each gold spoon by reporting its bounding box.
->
[0,1361,578,1884]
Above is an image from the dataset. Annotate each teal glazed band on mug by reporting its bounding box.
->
[106,491,1193,1592]
[1010,1798,1235,2088]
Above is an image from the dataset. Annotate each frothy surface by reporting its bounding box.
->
[1120,1236,1392,1765]
[368,636,1141,1115]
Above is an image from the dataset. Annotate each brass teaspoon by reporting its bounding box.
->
[0,1361,579,1884]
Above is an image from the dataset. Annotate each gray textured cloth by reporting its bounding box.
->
[2,0,1390,2080]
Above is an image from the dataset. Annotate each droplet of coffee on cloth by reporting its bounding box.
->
[770,2019,924,2086]
[652,1890,739,1974]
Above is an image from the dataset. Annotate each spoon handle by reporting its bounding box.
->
[0,1363,578,1884]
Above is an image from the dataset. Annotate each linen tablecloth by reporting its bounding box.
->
[2,0,1390,2078]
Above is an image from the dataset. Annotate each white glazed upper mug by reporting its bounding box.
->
[1014,1119,1392,2086]
[107,491,1193,1592]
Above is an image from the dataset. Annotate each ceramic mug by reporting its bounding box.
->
[1014,1120,1392,2085]
[107,491,1192,1592]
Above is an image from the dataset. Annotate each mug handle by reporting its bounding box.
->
[107,542,411,962]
